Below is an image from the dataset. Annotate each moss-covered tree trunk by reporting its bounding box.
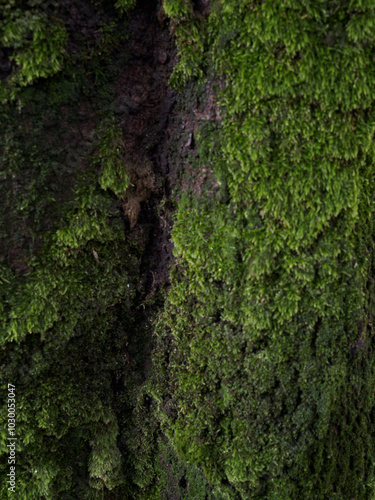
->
[2,0,375,499]
[153,0,375,498]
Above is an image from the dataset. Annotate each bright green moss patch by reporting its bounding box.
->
[0,0,68,101]
[154,0,375,498]
[95,118,131,198]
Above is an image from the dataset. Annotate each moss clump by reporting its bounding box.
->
[153,1,375,498]
[95,117,131,199]
[0,0,68,101]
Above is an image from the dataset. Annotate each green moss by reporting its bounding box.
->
[153,0,375,498]
[125,389,221,499]
[94,118,131,199]
[0,1,68,101]
[0,3,140,498]
[113,0,137,15]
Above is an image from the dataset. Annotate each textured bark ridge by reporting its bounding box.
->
[117,0,178,295]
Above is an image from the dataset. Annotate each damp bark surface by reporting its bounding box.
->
[115,0,178,297]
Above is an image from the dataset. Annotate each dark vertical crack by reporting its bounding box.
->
[113,0,178,299]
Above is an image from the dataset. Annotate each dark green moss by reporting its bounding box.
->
[0,2,144,498]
